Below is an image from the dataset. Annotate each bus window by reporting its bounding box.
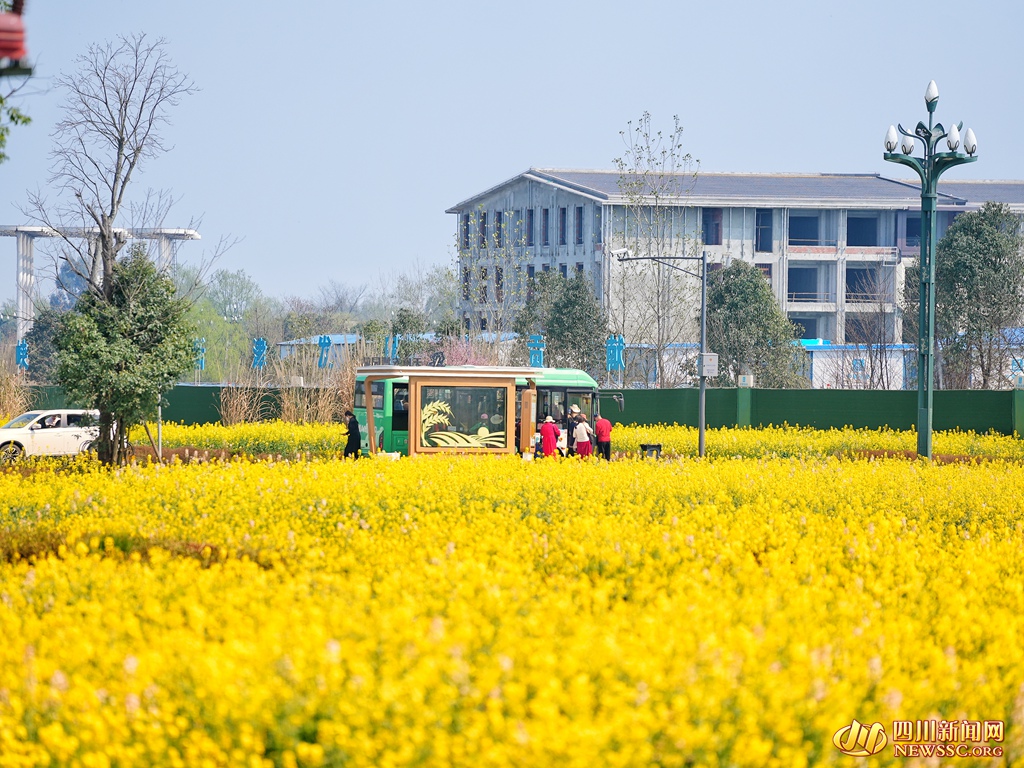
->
[420,385,507,449]
[547,391,566,422]
[568,393,593,419]
[392,384,409,431]
[355,381,384,411]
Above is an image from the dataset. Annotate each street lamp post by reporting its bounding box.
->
[616,249,714,457]
[883,80,977,459]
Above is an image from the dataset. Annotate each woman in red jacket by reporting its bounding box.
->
[539,415,561,457]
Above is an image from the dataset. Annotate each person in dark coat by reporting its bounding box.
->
[344,410,361,459]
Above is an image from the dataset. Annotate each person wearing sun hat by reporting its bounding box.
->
[573,412,594,457]
[539,414,561,457]
[566,404,582,455]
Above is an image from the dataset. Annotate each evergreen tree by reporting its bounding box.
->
[55,251,194,464]
[706,261,807,388]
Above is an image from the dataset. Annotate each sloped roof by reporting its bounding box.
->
[930,180,1024,207]
[449,169,1024,212]
[530,169,964,207]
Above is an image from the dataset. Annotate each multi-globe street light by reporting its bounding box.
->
[883,80,977,459]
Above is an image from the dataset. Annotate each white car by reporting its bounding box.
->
[0,409,101,460]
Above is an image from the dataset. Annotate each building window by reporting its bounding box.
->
[792,317,818,339]
[495,266,504,302]
[527,264,535,279]
[495,211,504,249]
[702,208,723,245]
[480,316,487,332]
[461,215,470,250]
[847,216,878,247]
[575,262,584,273]
[558,207,567,245]
[905,215,921,248]
[789,215,819,246]
[559,263,567,278]
[541,208,550,246]
[788,267,818,301]
[757,264,772,280]
[479,267,488,303]
[461,267,470,300]
[846,267,881,302]
[755,209,773,252]
[478,212,487,248]
[526,209,535,247]
[542,264,550,272]
[845,315,875,344]
[575,206,584,245]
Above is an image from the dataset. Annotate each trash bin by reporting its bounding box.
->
[639,443,662,459]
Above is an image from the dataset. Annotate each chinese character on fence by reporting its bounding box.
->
[252,337,268,370]
[193,337,206,371]
[527,334,545,367]
[15,339,28,370]
[317,335,332,369]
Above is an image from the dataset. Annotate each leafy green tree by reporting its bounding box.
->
[56,251,194,465]
[513,270,564,342]
[706,261,807,388]
[905,202,1024,389]
[22,306,65,384]
[390,307,429,364]
[516,271,607,375]
[0,92,28,165]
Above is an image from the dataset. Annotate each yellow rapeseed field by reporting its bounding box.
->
[142,419,1024,460]
[1,426,1023,766]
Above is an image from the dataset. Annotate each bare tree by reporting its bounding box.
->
[817,261,903,389]
[21,34,216,463]
[610,112,700,388]
[319,279,367,319]
[26,34,199,301]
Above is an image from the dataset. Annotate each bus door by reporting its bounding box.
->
[535,388,569,452]
[517,387,537,453]
[567,391,595,421]
[390,383,410,453]
[354,380,385,453]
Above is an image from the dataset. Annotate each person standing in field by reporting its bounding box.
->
[539,415,561,458]
[573,413,594,458]
[344,410,361,459]
[594,411,613,460]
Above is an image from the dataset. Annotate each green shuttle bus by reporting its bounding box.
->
[353,365,607,456]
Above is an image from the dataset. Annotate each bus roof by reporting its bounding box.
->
[355,365,598,389]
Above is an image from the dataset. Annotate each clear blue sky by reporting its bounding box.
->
[2,0,1022,305]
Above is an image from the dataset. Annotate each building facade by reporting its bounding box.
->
[448,169,1024,350]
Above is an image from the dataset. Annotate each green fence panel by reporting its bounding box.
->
[611,388,736,428]
[161,384,223,425]
[21,382,1024,436]
[934,390,1013,435]
[751,389,917,431]
[28,385,67,410]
